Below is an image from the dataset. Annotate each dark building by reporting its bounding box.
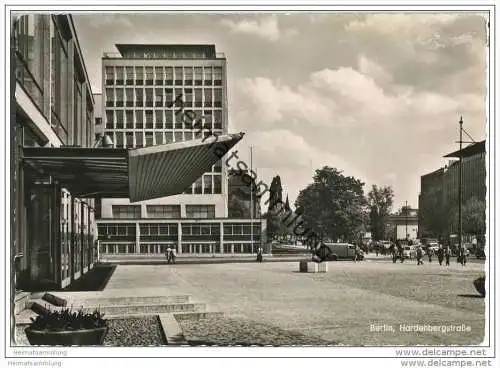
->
[418,140,486,239]
[418,168,445,238]
[228,169,261,219]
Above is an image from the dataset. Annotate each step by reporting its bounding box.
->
[15,309,38,325]
[61,295,191,307]
[86,302,206,316]
[14,292,31,314]
[173,311,224,321]
[158,313,187,345]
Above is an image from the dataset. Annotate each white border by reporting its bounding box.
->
[1,1,497,365]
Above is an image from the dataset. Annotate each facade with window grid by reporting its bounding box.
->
[97,219,264,255]
[97,44,266,255]
[12,14,98,290]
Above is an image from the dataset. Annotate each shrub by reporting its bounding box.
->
[29,307,107,331]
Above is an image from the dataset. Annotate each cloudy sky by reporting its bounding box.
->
[73,12,488,211]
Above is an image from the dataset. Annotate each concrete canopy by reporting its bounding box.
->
[23,132,244,202]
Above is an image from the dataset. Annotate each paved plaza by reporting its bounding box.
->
[89,258,485,346]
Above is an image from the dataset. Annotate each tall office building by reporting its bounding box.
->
[418,140,486,238]
[97,44,266,256]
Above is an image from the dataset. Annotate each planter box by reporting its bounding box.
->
[299,261,326,273]
[318,262,328,273]
[25,326,108,346]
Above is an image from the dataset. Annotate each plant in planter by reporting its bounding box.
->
[473,274,486,298]
[25,307,108,346]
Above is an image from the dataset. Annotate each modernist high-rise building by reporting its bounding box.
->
[97,44,266,256]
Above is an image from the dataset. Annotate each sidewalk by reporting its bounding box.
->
[99,254,308,265]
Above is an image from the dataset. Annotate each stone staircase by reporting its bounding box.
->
[15,292,224,345]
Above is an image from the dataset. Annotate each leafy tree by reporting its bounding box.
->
[367,185,394,241]
[294,167,368,243]
[463,196,486,245]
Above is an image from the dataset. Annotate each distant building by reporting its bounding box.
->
[389,208,419,241]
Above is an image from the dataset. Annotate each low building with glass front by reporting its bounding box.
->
[11,14,98,290]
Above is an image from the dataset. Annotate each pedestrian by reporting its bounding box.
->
[375,243,379,257]
[437,245,444,266]
[460,247,467,266]
[354,245,362,263]
[256,247,263,263]
[166,246,172,264]
[427,248,433,263]
[445,245,451,266]
[171,247,177,264]
[416,246,424,265]
[391,244,398,263]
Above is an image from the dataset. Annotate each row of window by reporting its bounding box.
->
[223,224,262,235]
[15,15,94,147]
[104,66,223,86]
[98,223,262,236]
[119,50,212,59]
[108,130,223,147]
[107,204,220,219]
[104,109,223,130]
[99,242,260,254]
[105,87,223,108]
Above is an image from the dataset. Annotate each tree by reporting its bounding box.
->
[294,167,368,243]
[266,175,283,239]
[463,196,486,245]
[367,185,394,241]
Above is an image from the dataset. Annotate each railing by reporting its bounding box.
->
[103,51,226,59]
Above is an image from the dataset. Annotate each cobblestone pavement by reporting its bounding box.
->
[179,315,334,346]
[104,316,165,346]
[15,316,166,346]
[101,260,484,346]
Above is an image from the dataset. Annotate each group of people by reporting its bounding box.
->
[415,245,453,266]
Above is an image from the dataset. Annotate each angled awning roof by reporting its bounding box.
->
[23,133,244,202]
[443,140,486,158]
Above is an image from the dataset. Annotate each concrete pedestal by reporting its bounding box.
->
[318,262,328,273]
[299,261,328,273]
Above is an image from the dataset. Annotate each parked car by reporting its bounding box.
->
[402,245,416,259]
[324,243,364,261]
[427,242,440,253]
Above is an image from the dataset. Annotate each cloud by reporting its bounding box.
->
[231,53,485,207]
[86,14,134,29]
[345,13,460,35]
[220,15,296,41]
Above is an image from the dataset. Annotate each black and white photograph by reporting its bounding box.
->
[2,2,497,367]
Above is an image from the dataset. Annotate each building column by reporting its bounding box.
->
[135,222,140,254]
[177,222,182,254]
[220,222,224,254]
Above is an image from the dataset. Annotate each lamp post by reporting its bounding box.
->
[250,146,254,254]
[455,117,475,251]
[405,200,408,240]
